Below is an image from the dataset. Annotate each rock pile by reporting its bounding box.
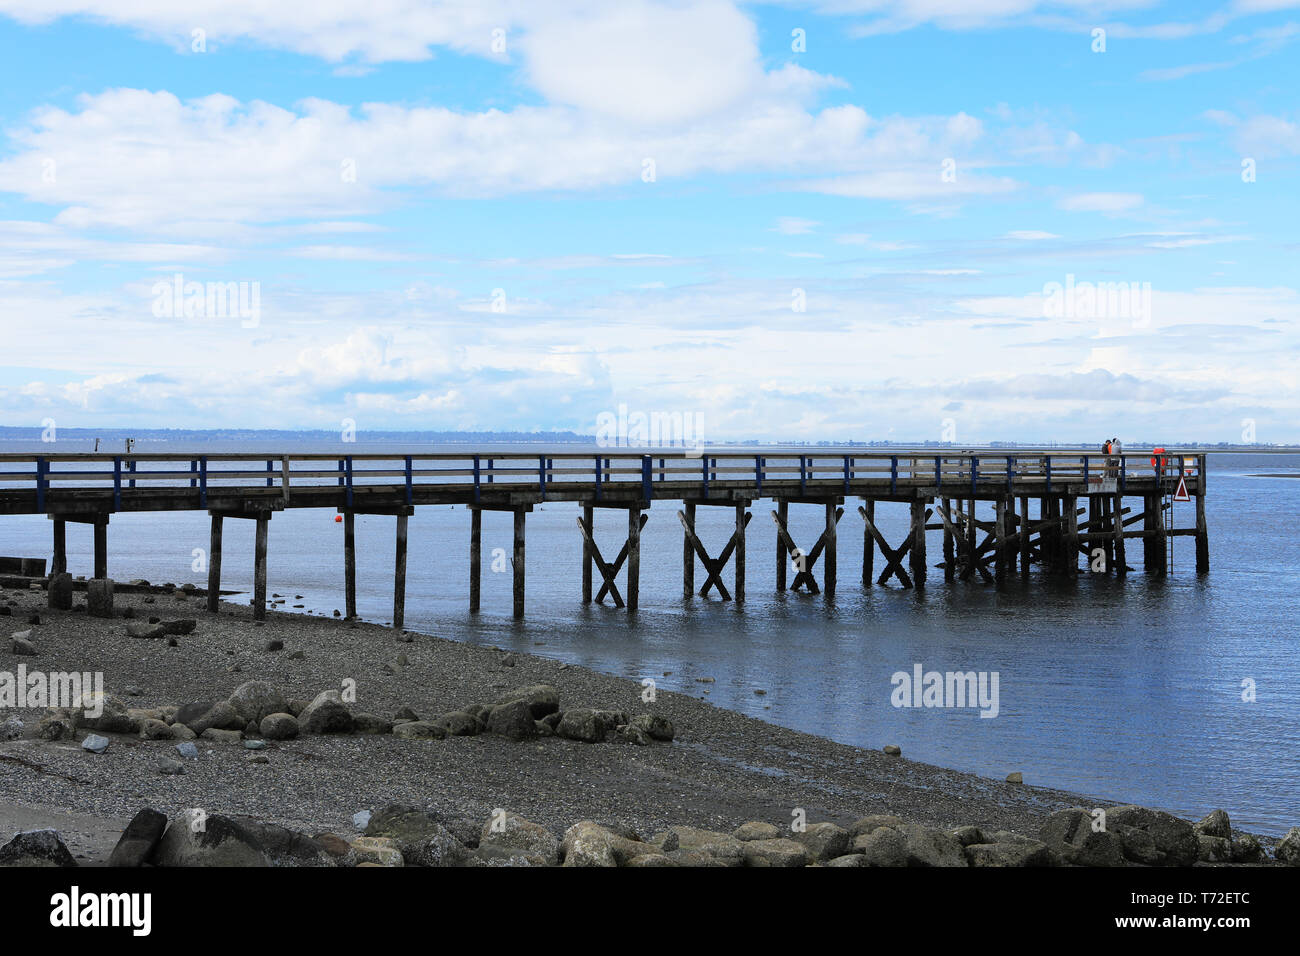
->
[5,803,1296,868]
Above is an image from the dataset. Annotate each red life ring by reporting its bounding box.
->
[1150,446,1165,469]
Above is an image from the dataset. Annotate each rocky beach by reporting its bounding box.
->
[1,574,1296,868]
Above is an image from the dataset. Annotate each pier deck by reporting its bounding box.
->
[0,449,1209,621]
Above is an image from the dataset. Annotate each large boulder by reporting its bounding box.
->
[742,838,810,867]
[108,808,168,867]
[849,814,905,838]
[480,812,559,866]
[297,690,356,735]
[650,826,745,867]
[151,813,271,867]
[259,713,299,740]
[365,805,471,866]
[629,713,675,741]
[562,821,622,867]
[87,579,114,617]
[185,701,243,735]
[392,720,446,740]
[485,700,537,740]
[556,707,626,743]
[430,711,481,736]
[1194,809,1232,840]
[1039,808,1124,867]
[493,685,560,719]
[852,826,909,866]
[0,829,77,867]
[965,832,1059,867]
[1105,805,1198,867]
[227,681,289,725]
[734,822,782,842]
[894,824,968,867]
[1275,827,1300,866]
[793,822,851,862]
[77,693,138,735]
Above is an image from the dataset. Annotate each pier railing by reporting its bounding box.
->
[0,449,1203,512]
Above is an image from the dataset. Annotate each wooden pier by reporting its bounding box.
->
[0,449,1209,621]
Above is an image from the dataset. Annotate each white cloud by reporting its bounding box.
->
[1058,191,1144,213]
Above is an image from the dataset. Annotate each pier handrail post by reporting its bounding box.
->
[641,456,653,501]
[538,455,546,499]
[843,456,851,495]
[404,456,413,505]
[190,459,197,489]
[345,456,354,508]
[1043,456,1050,494]
[1120,454,1127,493]
[199,456,207,508]
[1006,455,1014,494]
[754,455,763,497]
[701,455,709,498]
[113,456,122,511]
[35,456,46,513]
[934,456,940,487]
[473,455,481,504]
[265,459,273,489]
[128,458,136,489]
[890,456,897,495]
[594,455,602,501]
[970,456,977,497]
[799,456,807,496]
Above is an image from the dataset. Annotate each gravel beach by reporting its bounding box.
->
[1,580,1135,863]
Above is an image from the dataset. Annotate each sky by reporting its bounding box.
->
[0,0,1296,444]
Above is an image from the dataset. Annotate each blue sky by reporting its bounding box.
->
[0,0,1296,443]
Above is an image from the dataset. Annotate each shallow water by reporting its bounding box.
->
[2,445,1296,834]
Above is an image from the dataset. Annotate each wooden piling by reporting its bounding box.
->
[776,499,788,592]
[993,498,1007,585]
[909,499,926,588]
[683,502,695,597]
[1062,494,1078,574]
[253,513,268,621]
[940,497,954,582]
[343,512,357,619]
[393,512,408,630]
[824,500,837,599]
[1019,495,1031,577]
[582,503,593,603]
[470,507,481,612]
[1142,495,1155,573]
[627,507,641,612]
[52,518,66,575]
[735,502,746,603]
[93,518,107,580]
[513,508,525,618]
[207,513,223,613]
[1113,494,1127,577]
[1195,457,1209,573]
[862,498,876,586]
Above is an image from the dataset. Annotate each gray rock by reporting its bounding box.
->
[951,825,986,847]
[200,728,243,744]
[243,739,266,750]
[849,814,905,837]
[37,712,76,741]
[259,713,299,740]
[108,808,168,867]
[966,831,1059,867]
[151,813,271,867]
[174,742,199,759]
[161,619,196,635]
[1232,833,1265,864]
[185,700,242,735]
[227,681,288,725]
[562,821,622,867]
[742,837,810,867]
[852,826,909,866]
[1195,809,1232,840]
[81,733,110,754]
[1197,834,1233,863]
[352,712,393,735]
[0,829,77,867]
[826,853,869,867]
[1275,827,1300,865]
[138,718,172,740]
[10,635,36,656]
[365,805,470,866]
[492,684,560,719]
[1105,805,1199,867]
[556,707,626,743]
[895,824,968,867]
[431,711,481,736]
[391,720,446,740]
[630,713,675,741]
[1039,808,1124,866]
[485,699,537,739]
[733,821,782,842]
[352,810,372,831]
[157,757,186,775]
[1,716,23,741]
[480,812,559,866]
[298,690,356,734]
[792,822,851,862]
[125,621,167,639]
[175,700,214,727]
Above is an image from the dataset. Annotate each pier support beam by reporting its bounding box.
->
[1019,496,1031,577]
[254,513,269,621]
[513,508,526,619]
[775,500,788,592]
[1195,462,1209,574]
[1062,495,1078,574]
[582,504,593,604]
[51,519,66,576]
[772,500,840,596]
[577,504,647,609]
[681,500,750,601]
[207,514,223,613]
[470,507,482,612]
[825,500,838,599]
[683,502,695,597]
[940,498,954,582]
[909,499,927,589]
[993,498,1008,585]
[860,503,929,588]
[1112,495,1127,577]
[394,512,408,630]
[344,512,357,619]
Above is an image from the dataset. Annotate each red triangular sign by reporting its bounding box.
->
[1173,476,1190,502]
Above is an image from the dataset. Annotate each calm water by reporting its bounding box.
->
[3,444,1297,834]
